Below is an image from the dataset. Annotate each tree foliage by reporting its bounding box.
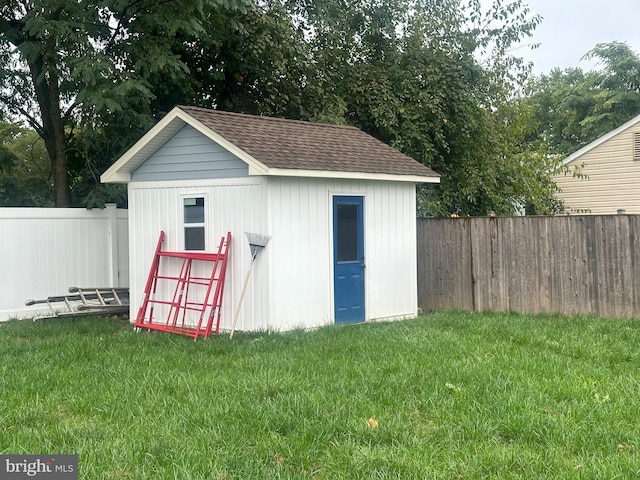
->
[0,0,209,206]
[287,0,551,215]
[527,41,640,156]
[0,119,52,205]
[0,0,564,215]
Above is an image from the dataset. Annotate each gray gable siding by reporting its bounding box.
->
[131,124,249,181]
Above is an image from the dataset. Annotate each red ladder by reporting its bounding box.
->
[134,231,231,340]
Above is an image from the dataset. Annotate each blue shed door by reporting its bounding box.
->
[333,196,365,324]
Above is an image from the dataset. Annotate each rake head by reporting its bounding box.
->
[245,232,271,259]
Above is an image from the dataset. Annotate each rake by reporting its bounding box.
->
[230,232,271,338]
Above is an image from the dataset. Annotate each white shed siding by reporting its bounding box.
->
[128,178,268,332]
[266,177,418,331]
[267,178,350,330]
[554,123,640,214]
[366,181,418,320]
[131,125,249,182]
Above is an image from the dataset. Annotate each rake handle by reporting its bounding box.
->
[229,258,255,339]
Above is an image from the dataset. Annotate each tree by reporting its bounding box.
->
[0,120,52,206]
[282,0,552,215]
[1,0,558,215]
[527,42,640,156]
[0,0,207,206]
[157,0,312,119]
[581,42,640,137]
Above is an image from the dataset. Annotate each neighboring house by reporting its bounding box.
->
[101,105,439,333]
[554,113,640,214]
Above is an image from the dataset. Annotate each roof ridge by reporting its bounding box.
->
[177,105,360,132]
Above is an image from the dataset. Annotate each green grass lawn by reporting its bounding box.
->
[1,312,640,479]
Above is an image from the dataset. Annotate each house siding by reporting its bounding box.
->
[128,178,268,332]
[555,123,640,214]
[131,125,249,182]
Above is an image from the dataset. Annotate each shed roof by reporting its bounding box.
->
[562,113,640,166]
[101,105,440,184]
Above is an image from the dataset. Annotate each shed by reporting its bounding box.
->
[554,113,640,214]
[101,105,440,333]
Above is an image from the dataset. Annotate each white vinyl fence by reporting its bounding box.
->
[0,204,128,321]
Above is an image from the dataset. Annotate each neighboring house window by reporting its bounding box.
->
[634,132,640,161]
[184,196,205,250]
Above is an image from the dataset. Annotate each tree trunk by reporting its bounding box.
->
[48,67,71,208]
[28,36,71,207]
[51,120,70,208]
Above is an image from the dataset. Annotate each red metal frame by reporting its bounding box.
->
[134,231,231,340]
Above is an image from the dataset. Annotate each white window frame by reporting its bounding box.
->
[181,194,207,251]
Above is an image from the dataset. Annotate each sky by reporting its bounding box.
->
[500,0,640,74]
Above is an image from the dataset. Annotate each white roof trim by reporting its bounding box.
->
[257,167,440,183]
[101,108,182,183]
[562,113,640,166]
[100,106,269,183]
[128,177,263,190]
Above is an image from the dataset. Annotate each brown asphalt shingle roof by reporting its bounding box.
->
[179,106,439,179]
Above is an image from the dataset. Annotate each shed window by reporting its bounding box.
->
[634,133,640,161]
[184,197,205,250]
[336,204,359,262]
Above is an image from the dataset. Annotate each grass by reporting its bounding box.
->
[1,311,640,479]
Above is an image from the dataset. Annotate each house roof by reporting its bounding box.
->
[562,113,640,166]
[101,105,440,184]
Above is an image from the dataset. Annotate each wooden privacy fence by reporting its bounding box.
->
[418,215,640,319]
